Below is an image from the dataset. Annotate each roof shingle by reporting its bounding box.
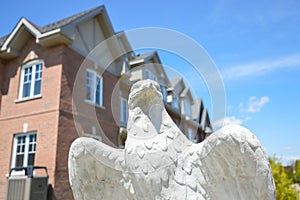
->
[0,5,103,47]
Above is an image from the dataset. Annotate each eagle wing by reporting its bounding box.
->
[68,137,135,200]
[177,124,275,200]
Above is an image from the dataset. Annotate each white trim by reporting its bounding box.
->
[15,94,42,103]
[85,69,103,107]
[1,18,41,51]
[23,123,28,133]
[37,28,61,39]
[11,132,37,168]
[18,59,43,100]
[129,59,144,66]
[10,137,18,169]
[23,136,29,167]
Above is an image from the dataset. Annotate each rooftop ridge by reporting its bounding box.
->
[40,5,103,33]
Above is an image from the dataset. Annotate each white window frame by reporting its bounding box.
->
[11,132,37,168]
[18,60,43,100]
[86,69,103,107]
[120,97,128,125]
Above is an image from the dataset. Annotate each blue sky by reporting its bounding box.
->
[1,0,300,165]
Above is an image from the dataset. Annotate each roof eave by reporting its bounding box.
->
[37,29,73,47]
[0,47,20,59]
[1,18,41,52]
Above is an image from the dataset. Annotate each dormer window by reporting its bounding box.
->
[18,60,43,100]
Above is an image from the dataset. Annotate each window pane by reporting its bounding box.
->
[86,71,94,101]
[35,64,42,79]
[34,80,41,95]
[28,153,35,166]
[33,64,42,95]
[16,155,24,167]
[95,76,102,106]
[95,91,100,105]
[120,99,128,123]
[17,146,20,153]
[23,83,31,98]
[29,134,36,142]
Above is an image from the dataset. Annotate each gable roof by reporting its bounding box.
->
[129,52,156,66]
[0,5,111,59]
[0,35,9,47]
[129,51,171,87]
[39,6,101,33]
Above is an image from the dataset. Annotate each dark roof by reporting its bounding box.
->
[0,5,103,47]
[131,52,156,62]
[0,35,9,47]
[39,6,102,33]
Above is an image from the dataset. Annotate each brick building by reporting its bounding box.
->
[0,5,212,199]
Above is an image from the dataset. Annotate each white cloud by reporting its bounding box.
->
[284,146,293,151]
[222,53,300,80]
[247,96,270,113]
[240,96,270,113]
[213,116,243,130]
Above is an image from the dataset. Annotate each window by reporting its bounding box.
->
[11,133,36,168]
[19,60,43,99]
[86,69,103,106]
[120,97,128,125]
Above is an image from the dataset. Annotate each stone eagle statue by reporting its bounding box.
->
[68,79,275,199]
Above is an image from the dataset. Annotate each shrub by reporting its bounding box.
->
[269,157,299,200]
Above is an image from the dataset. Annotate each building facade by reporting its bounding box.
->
[0,5,212,199]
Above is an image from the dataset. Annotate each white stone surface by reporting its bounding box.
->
[68,79,276,200]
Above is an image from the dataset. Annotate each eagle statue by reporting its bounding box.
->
[68,79,275,200]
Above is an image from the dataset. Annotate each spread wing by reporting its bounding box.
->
[68,137,135,200]
[174,124,275,200]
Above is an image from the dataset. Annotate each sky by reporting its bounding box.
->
[1,0,300,165]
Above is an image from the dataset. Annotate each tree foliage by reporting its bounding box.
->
[269,157,299,200]
[295,160,300,183]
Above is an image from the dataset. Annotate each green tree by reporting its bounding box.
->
[295,160,300,183]
[269,157,299,200]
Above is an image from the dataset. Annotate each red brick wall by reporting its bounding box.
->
[0,38,63,199]
[60,47,120,146]
[0,60,4,112]
[0,36,122,199]
[50,46,121,199]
